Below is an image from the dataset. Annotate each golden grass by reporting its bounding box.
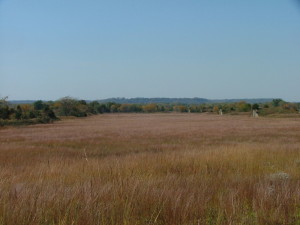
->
[1,113,300,224]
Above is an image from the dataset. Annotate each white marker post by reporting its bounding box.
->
[252,109,259,118]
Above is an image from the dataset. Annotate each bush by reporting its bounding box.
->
[0,106,10,119]
[55,97,88,117]
[33,100,45,110]
[142,104,158,113]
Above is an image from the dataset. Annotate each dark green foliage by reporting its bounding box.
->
[0,106,10,119]
[129,104,142,112]
[220,104,232,113]
[0,99,58,127]
[252,104,259,110]
[15,105,23,120]
[272,99,284,107]
[33,100,45,110]
[56,97,78,116]
[97,104,110,113]
[43,105,57,120]
[236,102,251,112]
[158,105,166,112]
[119,104,142,112]
[55,97,88,117]
[110,103,120,113]
[87,101,100,114]
[78,100,87,105]
[28,111,36,119]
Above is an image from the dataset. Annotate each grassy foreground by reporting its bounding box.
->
[0,113,300,225]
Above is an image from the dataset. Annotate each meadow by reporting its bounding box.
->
[0,113,300,225]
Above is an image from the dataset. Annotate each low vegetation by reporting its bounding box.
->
[1,97,299,126]
[0,113,300,224]
[0,98,57,126]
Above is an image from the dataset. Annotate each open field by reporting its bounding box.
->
[1,113,300,225]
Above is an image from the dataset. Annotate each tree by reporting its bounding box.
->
[212,105,219,113]
[173,105,188,112]
[119,104,132,112]
[15,105,22,120]
[33,100,45,110]
[142,104,158,113]
[88,101,100,114]
[43,105,57,120]
[0,106,10,119]
[55,97,87,117]
[0,96,8,106]
[236,101,251,112]
[252,103,259,110]
[97,104,110,113]
[110,104,119,113]
[272,99,284,107]
[0,97,9,119]
[78,100,87,105]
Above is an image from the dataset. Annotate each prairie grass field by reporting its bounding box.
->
[1,113,300,225]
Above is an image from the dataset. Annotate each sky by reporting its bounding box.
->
[0,0,300,101]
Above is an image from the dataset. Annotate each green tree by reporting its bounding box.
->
[272,99,284,107]
[252,103,259,110]
[43,105,57,120]
[0,105,10,119]
[33,100,45,110]
[97,104,110,113]
[173,105,188,112]
[236,101,251,112]
[110,104,120,113]
[78,100,87,105]
[56,97,87,117]
[15,105,23,120]
[0,97,9,119]
[88,101,100,114]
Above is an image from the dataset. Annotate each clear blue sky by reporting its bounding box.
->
[1,0,300,101]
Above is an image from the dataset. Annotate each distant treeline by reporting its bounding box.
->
[8,97,275,105]
[1,97,299,126]
[97,97,274,104]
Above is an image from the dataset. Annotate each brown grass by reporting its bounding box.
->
[1,113,300,225]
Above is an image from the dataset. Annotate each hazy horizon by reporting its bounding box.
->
[1,1,300,101]
[3,96,293,102]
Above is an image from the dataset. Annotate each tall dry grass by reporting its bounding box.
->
[1,113,300,224]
